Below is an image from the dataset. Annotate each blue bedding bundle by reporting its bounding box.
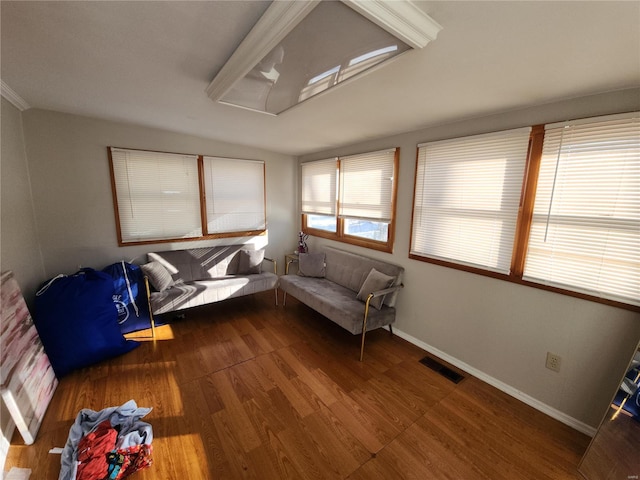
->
[34,267,139,378]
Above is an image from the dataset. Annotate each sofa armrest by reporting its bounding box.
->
[367,283,404,300]
[263,257,277,275]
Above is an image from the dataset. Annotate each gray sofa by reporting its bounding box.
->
[141,246,278,318]
[279,246,404,361]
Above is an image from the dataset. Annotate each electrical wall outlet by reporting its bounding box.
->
[546,352,561,372]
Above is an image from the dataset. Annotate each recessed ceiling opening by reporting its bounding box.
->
[220,2,411,115]
[207,0,442,116]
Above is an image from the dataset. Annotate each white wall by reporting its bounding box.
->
[300,88,640,431]
[21,109,298,278]
[0,98,46,301]
[0,97,47,473]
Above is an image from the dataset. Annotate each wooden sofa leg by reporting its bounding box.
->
[389,324,393,336]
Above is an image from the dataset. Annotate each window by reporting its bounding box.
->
[301,148,398,252]
[410,128,532,273]
[301,158,338,233]
[409,112,639,310]
[109,148,266,245]
[523,113,639,306]
[109,149,202,243]
[203,156,266,234]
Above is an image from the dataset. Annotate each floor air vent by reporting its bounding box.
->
[419,356,465,384]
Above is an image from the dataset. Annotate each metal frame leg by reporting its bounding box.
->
[359,295,373,362]
[144,276,156,339]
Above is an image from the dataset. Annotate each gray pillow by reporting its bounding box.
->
[238,249,264,274]
[298,253,326,278]
[356,268,395,310]
[140,261,174,292]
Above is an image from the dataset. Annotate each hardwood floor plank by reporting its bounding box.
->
[211,409,261,479]
[255,353,318,418]
[251,322,287,351]
[365,373,432,420]
[180,378,229,473]
[277,421,344,480]
[448,378,587,479]
[297,409,367,478]
[391,420,491,480]
[226,363,257,403]
[277,348,339,406]
[246,440,302,480]
[326,393,392,454]
[350,385,413,432]
[384,358,458,403]
[210,370,262,452]
[262,386,305,433]
[240,331,275,357]
[306,405,372,471]
[418,401,558,480]
[238,356,279,394]
[144,415,211,480]
[460,377,589,457]
[197,373,225,415]
[243,396,286,443]
[230,316,260,336]
[346,455,403,480]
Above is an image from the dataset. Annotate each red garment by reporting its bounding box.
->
[76,420,117,480]
[107,444,153,479]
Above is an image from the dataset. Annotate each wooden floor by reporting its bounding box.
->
[6,291,590,479]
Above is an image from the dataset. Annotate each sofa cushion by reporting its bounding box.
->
[149,272,278,315]
[238,249,264,274]
[298,253,326,278]
[140,261,174,292]
[148,246,243,281]
[356,268,396,310]
[323,247,404,307]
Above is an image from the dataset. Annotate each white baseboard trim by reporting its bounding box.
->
[393,327,597,437]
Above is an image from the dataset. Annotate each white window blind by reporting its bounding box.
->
[301,158,337,215]
[339,149,395,222]
[110,148,201,243]
[203,156,266,234]
[523,112,640,305]
[410,127,531,273]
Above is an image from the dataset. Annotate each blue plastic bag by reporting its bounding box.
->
[102,261,152,334]
[34,268,138,378]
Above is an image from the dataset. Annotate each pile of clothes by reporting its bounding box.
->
[59,400,153,480]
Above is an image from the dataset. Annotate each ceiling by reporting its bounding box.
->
[2,1,639,156]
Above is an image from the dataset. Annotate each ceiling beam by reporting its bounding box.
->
[343,0,442,49]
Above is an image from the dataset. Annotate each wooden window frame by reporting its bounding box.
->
[108,147,267,247]
[409,122,639,312]
[302,148,399,253]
